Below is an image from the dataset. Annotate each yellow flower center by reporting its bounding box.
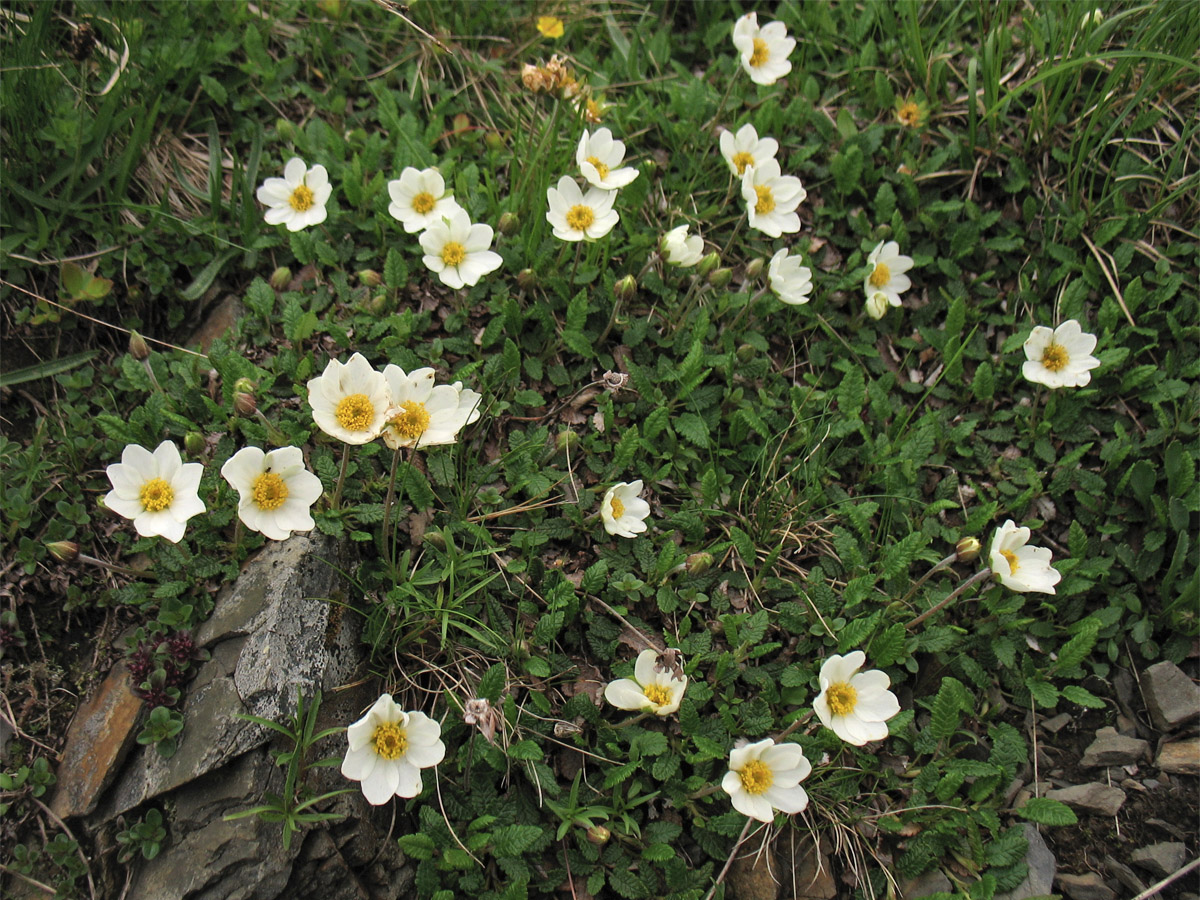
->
[441,241,466,267]
[289,184,315,212]
[586,156,610,180]
[140,478,174,512]
[389,400,432,440]
[642,684,672,707]
[609,495,625,519]
[754,184,775,215]
[1001,549,1020,573]
[869,262,891,288]
[252,472,289,511]
[732,151,755,175]
[411,191,436,214]
[827,682,858,716]
[749,37,769,68]
[739,759,773,795]
[585,98,602,123]
[335,393,375,432]
[371,722,408,760]
[1041,343,1069,372]
[566,204,595,232]
[897,101,922,127]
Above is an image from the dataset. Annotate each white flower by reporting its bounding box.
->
[307,353,392,445]
[104,441,206,543]
[604,649,687,716]
[220,446,323,541]
[341,693,446,805]
[864,241,913,308]
[1021,320,1100,389]
[418,209,503,289]
[865,291,890,320]
[721,739,812,823]
[813,651,901,746]
[741,160,805,238]
[387,166,463,234]
[600,481,651,538]
[731,13,795,86]
[768,248,813,305]
[989,520,1062,594]
[380,365,481,450]
[719,124,778,178]
[546,176,619,242]
[576,128,639,191]
[256,157,332,232]
[661,225,704,267]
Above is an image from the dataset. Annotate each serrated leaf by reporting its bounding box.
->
[1018,797,1077,826]
[929,676,967,740]
[1025,678,1059,707]
[1060,684,1105,709]
[477,663,506,703]
[674,412,709,447]
[491,824,543,857]
[881,532,929,579]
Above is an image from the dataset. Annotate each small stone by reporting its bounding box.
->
[788,841,837,900]
[1042,712,1073,733]
[995,824,1056,900]
[728,847,780,900]
[901,870,953,897]
[1157,738,1200,776]
[1055,872,1116,900]
[1115,713,1139,736]
[1130,842,1187,878]
[1080,727,1149,767]
[1142,661,1200,731]
[1105,856,1148,893]
[1045,783,1127,817]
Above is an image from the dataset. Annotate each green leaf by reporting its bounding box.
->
[491,824,543,857]
[0,350,99,388]
[477,663,506,703]
[1019,797,1077,826]
[1025,678,1059,707]
[674,412,709,447]
[881,532,929,579]
[1060,684,1105,709]
[929,677,967,740]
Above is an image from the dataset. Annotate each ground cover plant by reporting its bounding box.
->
[1,1,1197,898]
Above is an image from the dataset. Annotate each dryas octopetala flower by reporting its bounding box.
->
[380,365,482,450]
[600,481,651,538]
[546,176,619,242]
[341,693,446,805]
[418,209,503,289]
[719,123,779,178]
[1021,320,1100,389]
[741,160,806,238]
[813,651,901,746]
[104,441,206,543]
[256,157,332,231]
[387,166,463,234]
[661,225,704,267]
[604,648,687,716]
[220,446,323,541]
[307,353,392,445]
[722,739,812,823]
[895,96,929,129]
[864,241,914,309]
[989,520,1062,594]
[576,127,639,191]
[731,12,795,86]
[768,248,813,305]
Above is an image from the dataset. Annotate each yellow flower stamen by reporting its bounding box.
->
[140,478,174,512]
[335,394,375,432]
[389,400,431,441]
[610,496,625,519]
[252,472,289,511]
[411,191,436,215]
[586,156,610,180]
[731,151,755,175]
[441,241,466,267]
[869,263,891,288]
[1041,343,1069,372]
[289,184,315,212]
[642,684,672,707]
[754,185,775,215]
[371,722,408,760]
[826,682,858,717]
[749,37,769,68]
[1001,549,1020,573]
[537,15,564,38]
[739,759,773,795]
[897,101,923,128]
[566,204,595,232]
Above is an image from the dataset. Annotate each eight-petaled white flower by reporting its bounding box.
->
[576,127,639,191]
[104,441,206,543]
[768,248,813,305]
[600,481,651,538]
[813,651,901,746]
[863,241,913,309]
[418,209,503,290]
[719,123,779,178]
[256,157,332,232]
[220,446,323,541]
[341,693,446,805]
[1021,320,1100,389]
[731,13,795,86]
[380,364,482,451]
[989,520,1061,594]
[387,166,463,234]
[742,160,805,238]
[722,738,812,823]
[307,353,392,445]
[546,176,619,242]
[661,225,704,267]
[604,648,687,716]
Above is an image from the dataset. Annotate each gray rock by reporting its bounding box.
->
[1041,712,1073,734]
[1130,842,1188,878]
[1157,738,1200,776]
[1080,727,1149,767]
[1045,783,1126,817]
[995,824,1056,900]
[1105,856,1148,893]
[1142,661,1200,731]
[901,870,953,897]
[1055,873,1115,900]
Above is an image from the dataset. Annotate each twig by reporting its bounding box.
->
[703,817,754,900]
[0,865,55,895]
[1129,857,1200,900]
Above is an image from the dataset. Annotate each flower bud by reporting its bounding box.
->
[424,530,448,551]
[46,540,79,562]
[484,131,506,152]
[516,268,538,290]
[233,392,257,416]
[366,293,389,315]
[453,113,472,137]
[613,274,637,303]
[736,343,756,363]
[555,430,579,453]
[233,377,257,395]
[744,258,765,280]
[275,119,296,143]
[956,537,982,562]
[866,291,889,320]
[707,267,733,289]
[586,826,610,846]
[685,551,713,575]
[184,432,206,456]
[497,212,519,236]
[269,266,292,291]
[128,330,150,361]
[696,252,720,278]
[357,269,381,287]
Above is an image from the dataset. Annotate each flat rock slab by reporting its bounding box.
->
[1142,661,1200,731]
[1045,783,1127,817]
[995,824,1056,900]
[1130,842,1187,878]
[1055,872,1115,900]
[1080,727,1149,768]
[1157,738,1200,776]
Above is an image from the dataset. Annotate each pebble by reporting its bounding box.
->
[1157,738,1200,776]
[1045,783,1127,817]
[1142,661,1200,731]
[1042,712,1073,734]
[1080,726,1150,767]
[1055,872,1116,900]
[1130,842,1187,879]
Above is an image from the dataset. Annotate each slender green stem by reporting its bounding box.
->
[331,444,351,510]
[897,552,960,609]
[382,445,403,557]
[905,567,994,630]
[721,284,770,334]
[77,553,158,581]
[569,240,583,286]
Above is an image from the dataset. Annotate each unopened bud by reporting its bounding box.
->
[745,258,765,280]
[686,551,714,575]
[866,291,889,320]
[555,430,579,453]
[586,825,610,846]
[696,252,720,278]
[128,330,150,361]
[484,131,506,151]
[736,343,756,364]
[707,267,733,289]
[358,269,381,287]
[269,267,292,291]
[233,392,257,416]
[184,432,206,456]
[46,540,79,563]
[233,377,257,395]
[517,268,537,290]
[366,293,389,315]
[497,212,519,236]
[614,274,637,303]
[956,537,982,562]
[424,530,447,551]
[275,119,296,143]
[453,113,472,136]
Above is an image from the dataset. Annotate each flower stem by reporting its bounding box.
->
[897,552,959,609]
[905,567,993,630]
[77,553,158,581]
[382,445,403,559]
[330,444,351,511]
[569,240,583,286]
